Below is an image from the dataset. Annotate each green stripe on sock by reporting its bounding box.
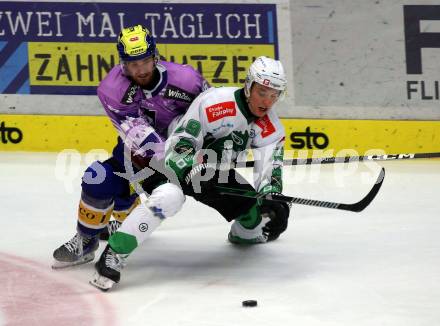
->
[237,204,261,229]
[109,231,138,254]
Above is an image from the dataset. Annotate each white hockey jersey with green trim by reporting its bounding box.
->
[165,86,285,193]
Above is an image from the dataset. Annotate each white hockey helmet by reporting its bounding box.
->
[244,56,287,99]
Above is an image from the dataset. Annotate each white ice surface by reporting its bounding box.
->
[1,152,439,326]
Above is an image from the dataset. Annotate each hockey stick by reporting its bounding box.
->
[218,167,385,212]
[232,152,440,168]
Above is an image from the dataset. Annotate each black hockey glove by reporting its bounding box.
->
[261,201,291,241]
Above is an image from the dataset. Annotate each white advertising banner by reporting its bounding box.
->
[290,0,440,120]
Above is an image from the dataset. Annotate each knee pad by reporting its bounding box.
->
[147,183,185,218]
[261,201,291,241]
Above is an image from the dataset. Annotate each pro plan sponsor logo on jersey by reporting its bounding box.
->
[122,82,139,104]
[255,115,275,138]
[205,101,236,123]
[165,85,195,103]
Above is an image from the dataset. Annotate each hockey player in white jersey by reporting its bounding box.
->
[166,56,290,244]
[90,56,291,291]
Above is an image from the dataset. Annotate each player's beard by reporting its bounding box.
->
[135,68,160,90]
[133,72,154,88]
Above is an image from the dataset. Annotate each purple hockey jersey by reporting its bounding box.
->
[97,61,209,160]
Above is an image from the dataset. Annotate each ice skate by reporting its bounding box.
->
[90,244,128,291]
[99,220,122,241]
[52,233,99,269]
[227,217,270,245]
[228,231,266,245]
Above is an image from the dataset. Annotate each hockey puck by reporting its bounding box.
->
[242,300,258,307]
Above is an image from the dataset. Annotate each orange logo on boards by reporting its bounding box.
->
[205,101,236,122]
[255,115,276,138]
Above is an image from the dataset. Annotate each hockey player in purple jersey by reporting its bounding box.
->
[52,25,209,268]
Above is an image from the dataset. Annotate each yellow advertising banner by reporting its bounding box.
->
[0,115,117,152]
[283,119,440,158]
[1,115,439,157]
[28,42,274,87]
[28,43,117,87]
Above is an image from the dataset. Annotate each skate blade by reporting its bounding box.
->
[89,272,116,291]
[51,253,95,269]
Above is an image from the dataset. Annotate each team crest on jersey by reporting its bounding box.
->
[255,115,276,138]
[205,101,236,123]
[231,131,244,145]
[122,82,139,104]
[164,85,195,103]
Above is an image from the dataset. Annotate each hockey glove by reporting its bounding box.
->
[165,138,196,185]
[261,201,290,241]
[257,184,283,203]
[120,117,165,169]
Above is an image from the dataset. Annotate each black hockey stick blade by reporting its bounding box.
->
[219,167,385,212]
[281,167,385,212]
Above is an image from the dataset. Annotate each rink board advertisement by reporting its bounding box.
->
[290,1,440,119]
[0,1,277,95]
[1,114,439,155]
[0,114,117,152]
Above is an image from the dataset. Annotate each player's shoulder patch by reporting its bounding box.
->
[98,66,135,104]
[121,81,139,105]
[255,114,276,138]
[205,101,236,123]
